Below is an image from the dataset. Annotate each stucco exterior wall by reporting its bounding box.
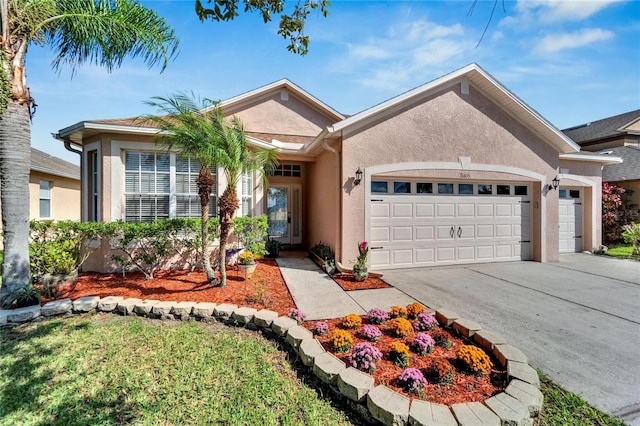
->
[28,171,80,221]
[226,90,335,137]
[340,83,561,265]
[307,141,341,256]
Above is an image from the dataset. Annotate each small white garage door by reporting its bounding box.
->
[558,188,583,253]
[369,181,531,270]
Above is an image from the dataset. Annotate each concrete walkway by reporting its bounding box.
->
[276,257,417,320]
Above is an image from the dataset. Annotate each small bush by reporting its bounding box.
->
[329,330,353,353]
[232,215,268,257]
[430,359,455,384]
[388,317,414,338]
[398,368,428,394]
[367,308,389,324]
[348,342,383,372]
[389,305,407,318]
[360,324,382,342]
[406,302,425,319]
[410,333,435,356]
[389,342,410,368]
[622,223,640,256]
[342,313,362,329]
[312,321,329,336]
[457,345,492,374]
[413,312,438,331]
[432,330,452,349]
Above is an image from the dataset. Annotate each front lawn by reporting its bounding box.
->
[0,314,626,426]
[0,314,355,426]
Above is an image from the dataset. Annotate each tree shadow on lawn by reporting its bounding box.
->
[0,320,138,426]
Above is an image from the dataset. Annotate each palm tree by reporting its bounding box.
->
[144,94,278,286]
[0,0,178,306]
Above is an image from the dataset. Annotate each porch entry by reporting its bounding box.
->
[266,184,302,245]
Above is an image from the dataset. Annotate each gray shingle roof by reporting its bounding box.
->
[30,148,80,181]
[562,109,640,144]
[600,146,640,182]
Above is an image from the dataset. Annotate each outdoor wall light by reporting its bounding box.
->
[354,167,363,186]
[548,176,560,191]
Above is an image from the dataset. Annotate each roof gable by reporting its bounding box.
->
[321,63,579,154]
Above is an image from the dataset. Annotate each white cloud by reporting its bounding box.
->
[515,0,625,24]
[534,28,614,53]
[328,18,470,91]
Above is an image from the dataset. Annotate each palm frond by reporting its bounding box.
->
[42,0,178,73]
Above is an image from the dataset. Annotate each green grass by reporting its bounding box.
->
[0,314,355,426]
[1,315,626,426]
[606,244,635,259]
[536,371,625,426]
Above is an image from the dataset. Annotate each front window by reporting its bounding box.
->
[39,180,52,218]
[124,151,216,222]
[241,172,253,216]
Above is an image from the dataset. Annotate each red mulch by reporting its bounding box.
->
[42,259,505,406]
[41,259,295,317]
[331,273,391,291]
[302,317,507,405]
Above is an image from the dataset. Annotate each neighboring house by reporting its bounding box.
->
[56,63,619,273]
[563,109,640,208]
[28,148,81,221]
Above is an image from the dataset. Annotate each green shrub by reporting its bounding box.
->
[622,223,640,257]
[310,241,334,260]
[233,215,268,257]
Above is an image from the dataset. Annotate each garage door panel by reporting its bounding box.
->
[495,224,513,238]
[495,245,513,258]
[457,203,475,217]
[393,249,413,265]
[392,226,412,241]
[392,203,413,218]
[437,204,455,217]
[415,248,434,263]
[496,204,513,217]
[415,226,434,240]
[371,250,391,267]
[436,247,455,262]
[437,225,455,239]
[457,225,475,239]
[477,245,494,259]
[457,246,475,261]
[370,226,390,242]
[371,203,390,218]
[559,196,582,253]
[416,203,435,217]
[477,224,494,238]
[477,204,494,217]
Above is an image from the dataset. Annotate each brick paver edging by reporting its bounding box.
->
[1,298,543,426]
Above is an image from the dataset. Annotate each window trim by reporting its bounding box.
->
[39,180,52,219]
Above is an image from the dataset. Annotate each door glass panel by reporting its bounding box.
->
[267,187,288,238]
[293,187,300,237]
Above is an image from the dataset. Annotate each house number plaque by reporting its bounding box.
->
[459,172,471,178]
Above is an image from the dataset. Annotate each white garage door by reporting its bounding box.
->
[369,181,531,270]
[558,188,583,253]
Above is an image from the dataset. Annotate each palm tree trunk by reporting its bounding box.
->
[197,167,216,283]
[217,186,239,287]
[0,101,32,306]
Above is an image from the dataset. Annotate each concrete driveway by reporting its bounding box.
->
[382,253,640,425]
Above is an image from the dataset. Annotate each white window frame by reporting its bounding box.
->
[39,180,52,219]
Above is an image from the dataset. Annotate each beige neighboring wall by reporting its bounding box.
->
[339,84,562,264]
[29,171,80,221]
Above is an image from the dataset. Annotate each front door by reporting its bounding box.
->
[266,184,302,245]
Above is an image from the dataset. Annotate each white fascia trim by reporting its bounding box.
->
[271,139,305,150]
[30,166,80,181]
[558,173,598,251]
[560,153,623,164]
[58,121,164,139]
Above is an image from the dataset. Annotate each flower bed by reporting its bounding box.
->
[303,304,506,405]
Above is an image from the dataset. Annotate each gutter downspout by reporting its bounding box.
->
[322,138,342,264]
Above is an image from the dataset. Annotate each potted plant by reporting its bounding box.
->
[265,236,283,258]
[353,241,369,282]
[237,251,257,275]
[323,258,336,275]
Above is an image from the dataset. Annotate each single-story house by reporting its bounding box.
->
[55,63,620,272]
[563,109,640,208]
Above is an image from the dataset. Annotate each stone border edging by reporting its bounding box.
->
[1,298,542,426]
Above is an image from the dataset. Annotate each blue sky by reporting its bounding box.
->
[28,0,640,164]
